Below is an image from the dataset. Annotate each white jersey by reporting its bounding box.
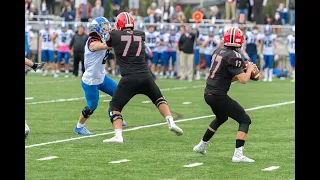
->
[203,35,220,55]
[55,29,74,47]
[196,33,206,50]
[39,29,55,50]
[25,26,34,45]
[165,33,180,52]
[157,32,167,52]
[145,31,160,50]
[82,38,108,85]
[259,34,277,55]
[287,34,295,54]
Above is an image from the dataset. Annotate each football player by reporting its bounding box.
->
[157,24,168,79]
[259,25,278,82]
[52,21,74,78]
[286,26,295,83]
[146,25,161,77]
[39,20,56,76]
[193,27,256,163]
[25,58,44,138]
[243,26,260,63]
[202,26,220,79]
[163,25,179,79]
[73,17,125,136]
[103,12,183,143]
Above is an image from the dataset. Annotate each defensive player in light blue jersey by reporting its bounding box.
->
[286,26,295,83]
[259,25,278,82]
[74,17,126,135]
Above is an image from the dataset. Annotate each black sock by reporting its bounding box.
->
[236,139,245,148]
[202,129,215,142]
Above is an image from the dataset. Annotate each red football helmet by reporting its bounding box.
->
[223,27,244,47]
[116,12,135,30]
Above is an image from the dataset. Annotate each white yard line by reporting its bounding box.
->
[25,85,205,105]
[262,166,280,171]
[25,100,294,149]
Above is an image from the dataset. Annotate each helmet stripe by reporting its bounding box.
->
[230,27,235,44]
[124,12,131,25]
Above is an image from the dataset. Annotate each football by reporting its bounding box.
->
[243,61,260,81]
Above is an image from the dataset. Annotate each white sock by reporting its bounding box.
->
[165,115,175,126]
[112,70,116,75]
[196,71,200,76]
[264,68,268,79]
[65,70,69,74]
[292,70,295,79]
[268,68,273,79]
[56,70,60,74]
[44,70,48,74]
[77,122,85,128]
[115,129,123,138]
[170,71,175,77]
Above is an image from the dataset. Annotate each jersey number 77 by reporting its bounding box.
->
[121,35,142,57]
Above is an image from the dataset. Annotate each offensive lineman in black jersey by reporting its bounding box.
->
[193,27,256,162]
[103,12,183,143]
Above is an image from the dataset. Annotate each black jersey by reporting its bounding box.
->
[107,30,150,76]
[205,47,245,95]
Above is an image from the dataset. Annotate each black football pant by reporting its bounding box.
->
[109,72,164,112]
[204,93,251,133]
[73,52,85,76]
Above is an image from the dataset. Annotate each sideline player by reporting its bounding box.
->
[259,25,278,82]
[103,12,183,143]
[52,21,74,78]
[286,26,295,83]
[193,27,256,163]
[39,20,56,77]
[25,58,44,138]
[73,17,125,135]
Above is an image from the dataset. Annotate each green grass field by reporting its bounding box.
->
[25,73,295,180]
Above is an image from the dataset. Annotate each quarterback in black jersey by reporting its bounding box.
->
[193,27,256,163]
[103,12,183,143]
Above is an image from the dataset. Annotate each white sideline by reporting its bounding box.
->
[25,85,205,105]
[25,100,295,149]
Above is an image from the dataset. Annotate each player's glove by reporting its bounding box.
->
[31,62,45,72]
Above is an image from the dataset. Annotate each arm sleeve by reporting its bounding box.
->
[106,31,113,47]
[69,36,75,49]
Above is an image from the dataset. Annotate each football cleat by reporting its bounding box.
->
[25,121,30,139]
[168,123,184,136]
[193,140,211,155]
[103,136,124,143]
[74,127,93,135]
[232,146,255,163]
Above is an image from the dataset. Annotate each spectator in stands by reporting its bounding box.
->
[178,24,198,82]
[112,4,122,22]
[276,3,288,25]
[161,0,174,23]
[171,5,185,24]
[60,1,75,22]
[92,0,104,19]
[112,0,121,8]
[46,0,55,15]
[236,0,250,22]
[40,0,49,16]
[153,9,163,23]
[69,25,88,77]
[225,0,236,21]
[209,5,222,23]
[76,0,93,22]
[288,2,295,25]
[129,0,139,16]
[27,1,39,21]
[145,2,158,23]
[250,0,267,24]
[272,11,283,35]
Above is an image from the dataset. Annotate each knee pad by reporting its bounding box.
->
[209,117,228,130]
[154,97,168,108]
[82,106,95,118]
[109,111,123,124]
[238,114,252,133]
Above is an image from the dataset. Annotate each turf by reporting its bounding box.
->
[25,73,295,180]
